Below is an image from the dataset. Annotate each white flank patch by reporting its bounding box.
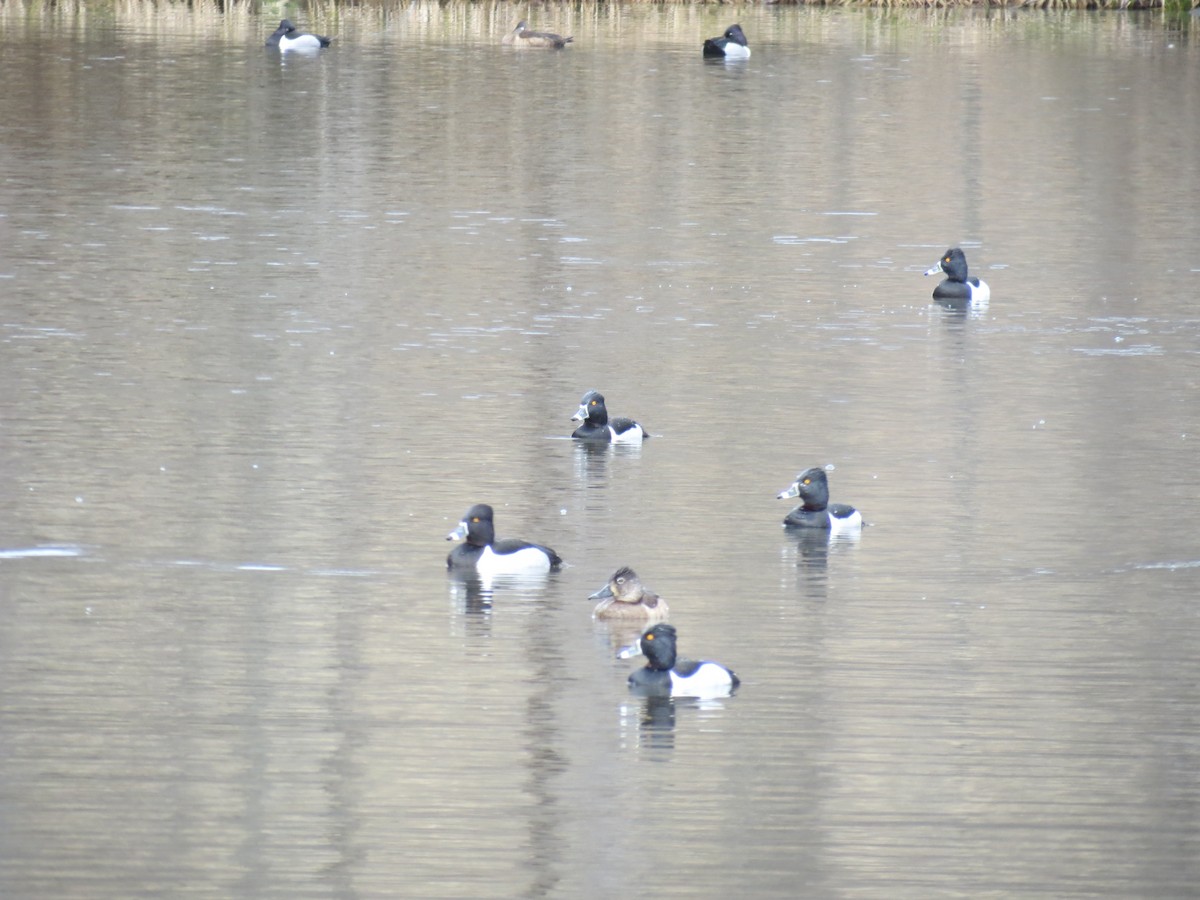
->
[281,34,324,51]
[610,424,645,444]
[971,280,991,306]
[831,510,864,531]
[670,664,736,698]
[476,544,552,576]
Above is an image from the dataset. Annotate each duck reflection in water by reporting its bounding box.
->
[618,693,735,756]
[572,439,643,483]
[782,526,862,600]
[447,570,496,617]
[619,695,678,752]
[446,570,557,620]
[787,527,833,574]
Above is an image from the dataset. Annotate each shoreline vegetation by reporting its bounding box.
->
[0,0,1196,41]
[1,0,1198,12]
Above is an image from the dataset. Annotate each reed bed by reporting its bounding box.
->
[2,0,1198,13]
[0,0,1196,44]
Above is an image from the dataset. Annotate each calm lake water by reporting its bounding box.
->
[1,2,1198,897]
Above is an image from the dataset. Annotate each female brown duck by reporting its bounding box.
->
[502,21,573,49]
[587,567,669,621]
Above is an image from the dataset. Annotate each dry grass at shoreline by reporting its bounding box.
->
[2,0,1198,10]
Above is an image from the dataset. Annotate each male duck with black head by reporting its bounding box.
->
[571,390,648,444]
[620,623,740,699]
[703,24,751,60]
[265,19,332,52]
[502,21,573,49]
[777,466,863,532]
[446,503,563,576]
[925,247,990,308]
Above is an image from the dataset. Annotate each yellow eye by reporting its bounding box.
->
[943,255,951,263]
[802,478,811,485]
[472,517,480,523]
[645,633,655,642]
[591,400,597,406]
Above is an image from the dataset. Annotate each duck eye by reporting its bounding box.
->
[590,400,597,406]
[472,517,480,523]
[802,478,811,485]
[645,633,654,642]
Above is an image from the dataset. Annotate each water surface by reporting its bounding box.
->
[1,4,1198,898]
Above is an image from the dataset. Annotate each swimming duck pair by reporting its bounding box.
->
[445,389,645,573]
[500,21,746,57]
[588,568,738,697]
[444,465,864,560]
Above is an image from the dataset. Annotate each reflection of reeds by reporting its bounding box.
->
[795,0,1187,7]
[0,1,584,43]
[1010,0,1188,9]
[0,0,1194,40]
[0,0,1195,56]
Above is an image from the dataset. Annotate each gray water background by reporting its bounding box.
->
[1,3,1198,897]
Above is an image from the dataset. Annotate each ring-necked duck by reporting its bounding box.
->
[501,21,573,49]
[265,19,332,51]
[588,567,669,621]
[703,24,751,60]
[446,503,563,574]
[777,466,863,531]
[571,390,648,443]
[619,623,739,698]
[924,248,990,305]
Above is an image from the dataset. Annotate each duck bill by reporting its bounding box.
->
[570,404,588,423]
[617,641,644,660]
[446,521,468,541]
[588,583,615,601]
[924,263,944,277]
[777,483,800,500]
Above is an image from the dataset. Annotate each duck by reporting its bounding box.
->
[588,567,669,621]
[924,247,990,305]
[703,24,751,60]
[777,466,863,531]
[501,21,574,49]
[619,623,739,698]
[571,390,648,443]
[265,19,332,51]
[446,503,563,575]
